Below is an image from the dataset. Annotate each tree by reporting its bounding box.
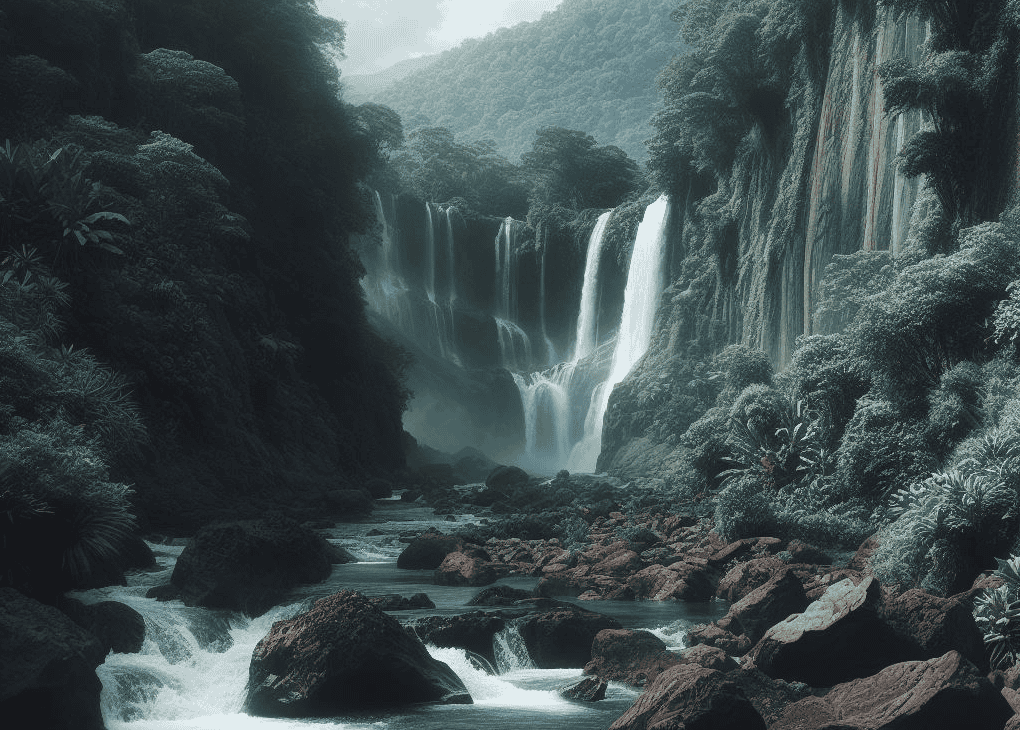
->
[522,126,639,210]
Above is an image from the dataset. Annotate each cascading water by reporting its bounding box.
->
[568,195,671,472]
[572,211,613,363]
[495,217,532,371]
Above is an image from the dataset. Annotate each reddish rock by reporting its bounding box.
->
[583,629,681,686]
[716,556,789,602]
[535,570,592,598]
[626,564,678,599]
[847,535,880,572]
[245,591,471,716]
[0,588,107,730]
[731,667,817,726]
[785,540,832,565]
[725,570,809,645]
[592,548,643,577]
[685,623,752,655]
[518,605,622,668]
[708,538,760,568]
[396,531,464,570]
[608,663,767,730]
[772,651,1012,730]
[560,676,607,701]
[747,577,903,687]
[1003,687,1020,714]
[1007,715,1020,730]
[802,567,864,600]
[652,558,717,601]
[678,643,738,672]
[433,551,500,587]
[879,588,987,671]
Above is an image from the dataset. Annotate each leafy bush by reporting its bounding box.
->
[714,472,779,541]
[975,555,1020,671]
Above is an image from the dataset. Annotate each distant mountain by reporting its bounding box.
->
[366,0,682,161]
[343,54,440,104]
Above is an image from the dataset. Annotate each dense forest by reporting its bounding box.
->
[366,0,681,161]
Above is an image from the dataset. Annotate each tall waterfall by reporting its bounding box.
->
[568,195,671,472]
[572,210,613,363]
[494,217,532,371]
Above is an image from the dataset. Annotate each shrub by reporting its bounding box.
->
[714,472,779,541]
[975,555,1020,671]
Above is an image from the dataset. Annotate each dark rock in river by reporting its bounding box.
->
[369,593,436,611]
[0,588,107,730]
[468,585,534,605]
[433,550,502,587]
[58,597,146,654]
[560,676,607,702]
[771,651,1012,730]
[518,604,621,668]
[170,513,333,616]
[608,663,767,730]
[396,530,464,569]
[245,590,471,717]
[720,569,809,645]
[413,610,510,668]
[583,628,680,687]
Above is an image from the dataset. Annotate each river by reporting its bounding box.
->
[73,497,729,730]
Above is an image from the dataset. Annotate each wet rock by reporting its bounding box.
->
[591,548,643,577]
[847,535,880,572]
[170,513,334,617]
[608,663,767,730]
[626,564,678,599]
[245,590,471,717]
[145,584,181,602]
[120,534,158,571]
[58,597,146,654]
[468,585,534,606]
[747,577,902,687]
[560,676,607,702]
[723,569,809,645]
[368,593,436,610]
[785,539,832,565]
[651,558,717,601]
[396,531,464,570]
[323,542,358,564]
[433,551,501,587]
[518,605,622,668]
[583,629,681,686]
[413,611,509,667]
[730,668,817,726]
[485,465,530,491]
[0,588,106,730]
[772,651,1012,730]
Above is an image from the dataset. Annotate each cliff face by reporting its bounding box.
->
[600,6,956,475]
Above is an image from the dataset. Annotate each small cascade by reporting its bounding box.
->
[425,203,437,303]
[494,217,532,370]
[445,206,458,305]
[427,646,571,709]
[568,195,671,472]
[572,210,613,363]
[513,364,575,473]
[539,243,556,366]
[493,620,536,673]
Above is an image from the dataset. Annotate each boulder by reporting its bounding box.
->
[485,464,530,491]
[730,668,817,725]
[583,629,681,686]
[58,597,146,654]
[368,593,436,610]
[468,585,533,606]
[651,558,717,601]
[0,588,106,730]
[772,651,1013,730]
[785,539,832,565]
[591,548,643,577]
[433,551,500,587]
[518,605,622,668]
[626,564,679,599]
[323,542,358,564]
[678,643,739,672]
[245,590,471,717]
[847,535,880,572]
[685,623,752,655]
[716,556,790,602]
[747,577,904,687]
[396,531,464,570]
[413,611,510,667]
[879,588,988,672]
[608,663,767,730]
[723,569,809,645]
[560,677,607,702]
[170,513,333,616]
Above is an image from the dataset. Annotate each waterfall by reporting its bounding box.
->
[513,364,574,474]
[445,206,458,305]
[568,195,670,472]
[494,217,531,370]
[493,621,535,673]
[539,243,556,366]
[572,210,613,363]
[425,203,437,304]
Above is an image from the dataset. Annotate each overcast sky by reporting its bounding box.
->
[318,0,563,75]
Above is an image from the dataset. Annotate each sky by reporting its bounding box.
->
[318,0,564,75]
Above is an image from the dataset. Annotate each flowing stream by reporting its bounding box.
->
[81,499,727,730]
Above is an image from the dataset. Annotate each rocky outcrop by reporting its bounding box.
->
[720,569,809,645]
[879,588,988,672]
[560,676,607,702]
[170,513,334,616]
[518,605,622,668]
[583,629,681,687]
[608,663,767,730]
[772,651,1012,730]
[368,593,436,610]
[0,588,107,730]
[245,590,471,717]
[468,585,534,605]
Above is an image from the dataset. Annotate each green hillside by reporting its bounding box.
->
[371,0,682,161]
